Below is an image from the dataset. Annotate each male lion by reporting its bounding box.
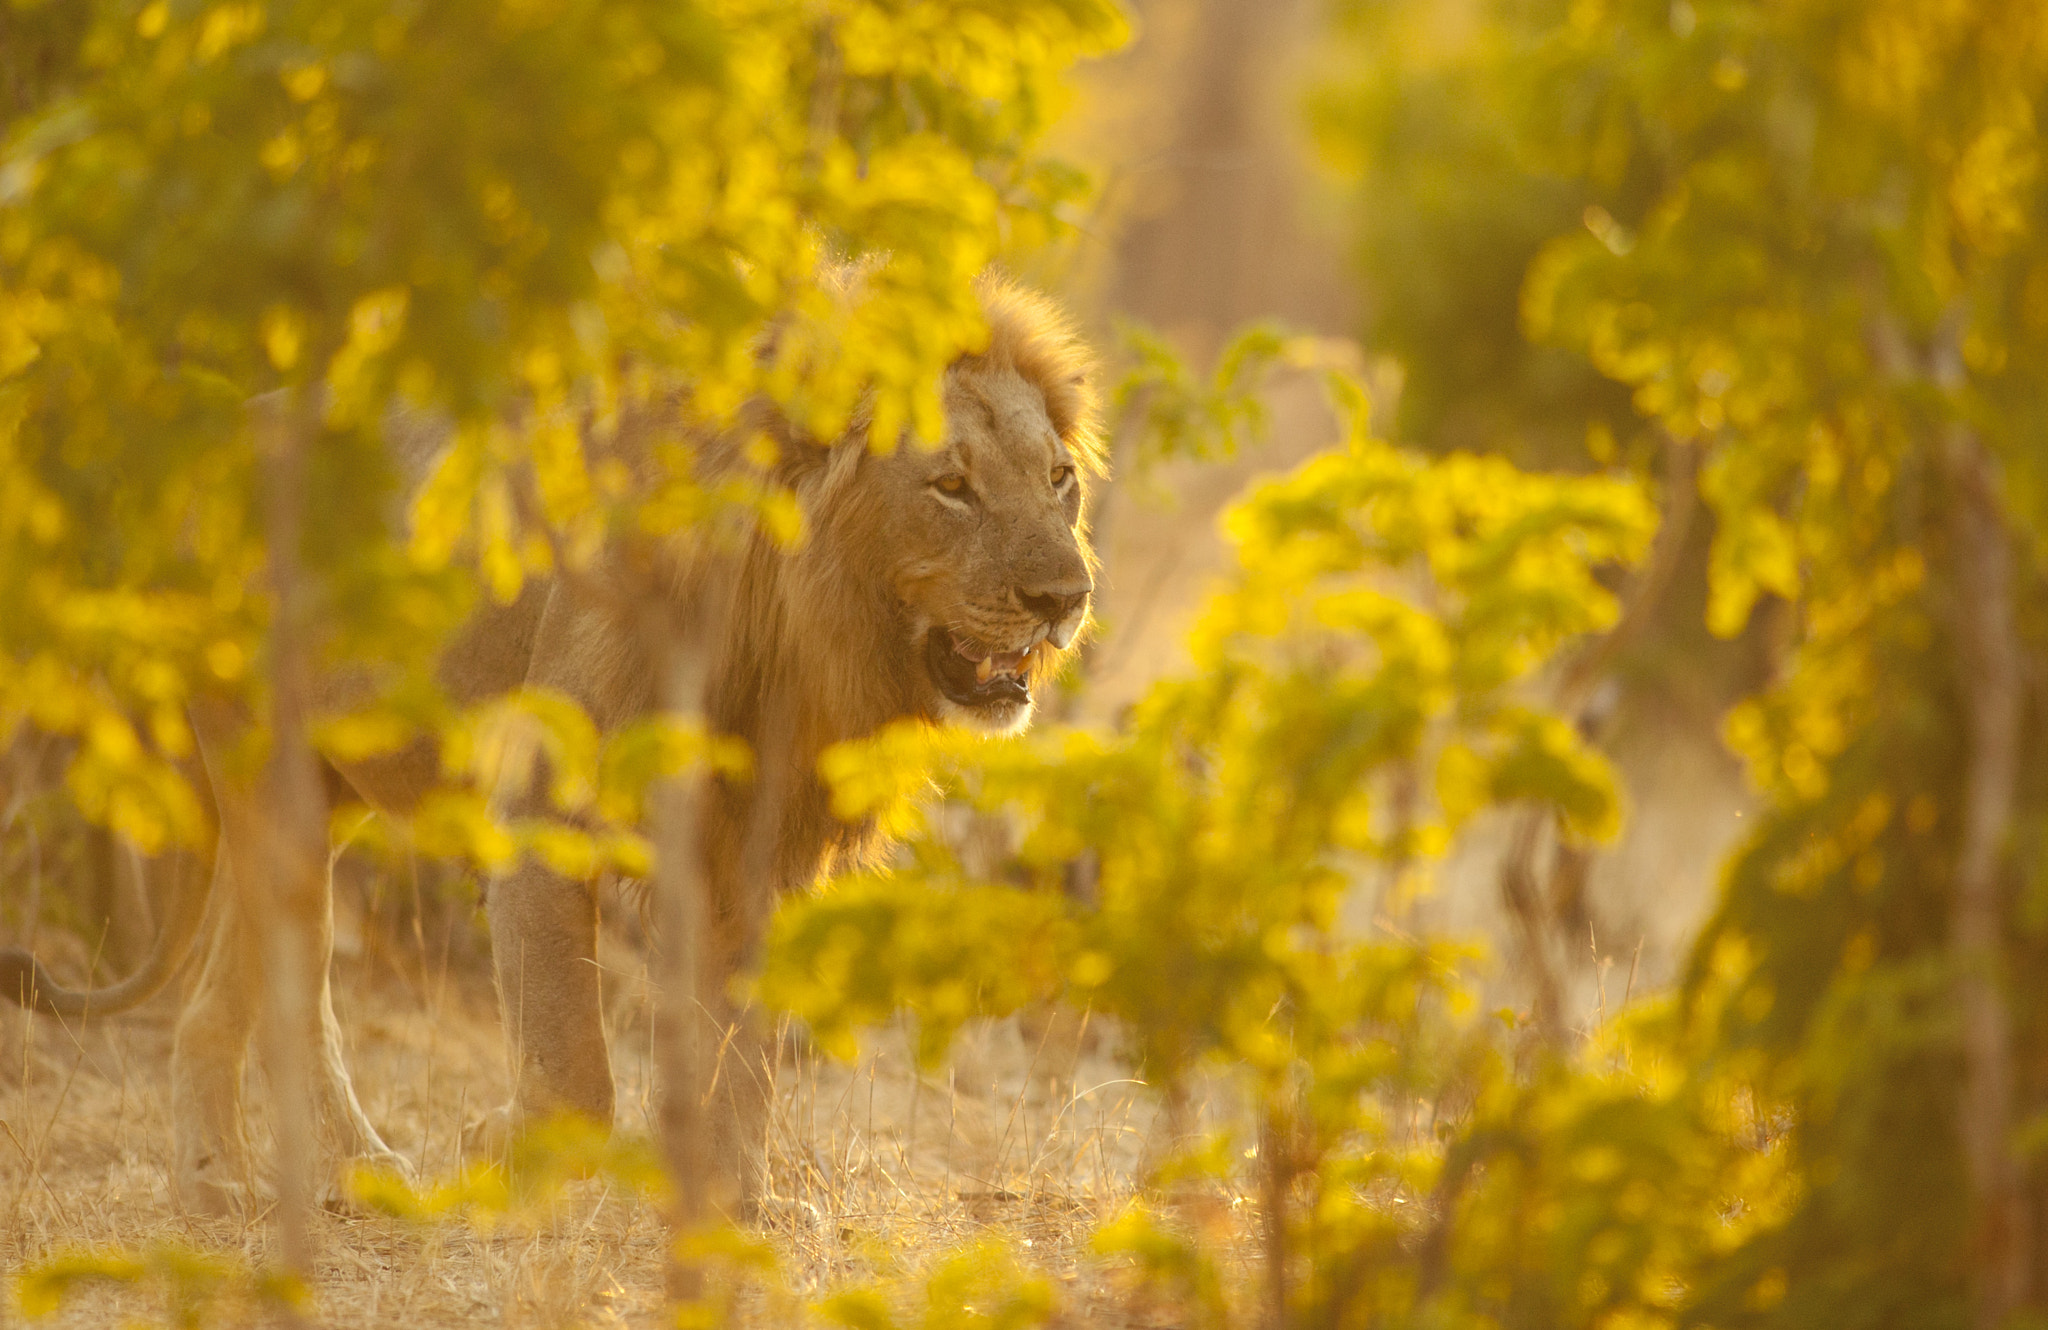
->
[2,277,1102,1215]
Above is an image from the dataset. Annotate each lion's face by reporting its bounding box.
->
[866,358,1094,733]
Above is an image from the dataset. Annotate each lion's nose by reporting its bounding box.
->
[1018,580,1091,626]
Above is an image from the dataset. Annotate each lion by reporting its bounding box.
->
[0,276,1103,1217]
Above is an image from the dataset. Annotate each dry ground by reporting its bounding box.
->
[0,869,1217,1328]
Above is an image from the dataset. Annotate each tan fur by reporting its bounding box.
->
[61,277,1103,1216]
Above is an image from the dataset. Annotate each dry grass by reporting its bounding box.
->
[0,868,1204,1328]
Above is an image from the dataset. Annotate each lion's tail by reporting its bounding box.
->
[1,848,210,1019]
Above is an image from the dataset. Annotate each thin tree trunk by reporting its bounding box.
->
[248,387,332,1294]
[640,572,732,1301]
[1259,1102,1290,1330]
[1944,431,2030,1326]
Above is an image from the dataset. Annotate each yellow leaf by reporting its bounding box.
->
[261,305,303,371]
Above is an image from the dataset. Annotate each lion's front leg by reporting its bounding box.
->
[483,857,616,1140]
[474,580,640,1154]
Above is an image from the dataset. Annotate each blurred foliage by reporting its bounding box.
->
[6,0,1129,1321]
[332,686,753,881]
[1487,1,2048,1323]
[0,0,1124,866]
[1309,0,1639,466]
[348,1112,668,1229]
[13,1242,304,1329]
[762,366,1678,1325]
[816,1243,1057,1330]
[1108,320,1308,472]
[1308,0,1761,741]
[762,0,2048,1324]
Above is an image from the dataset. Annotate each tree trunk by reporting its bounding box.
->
[639,570,734,1301]
[249,387,332,1290]
[1943,431,2030,1326]
[1259,1101,1291,1330]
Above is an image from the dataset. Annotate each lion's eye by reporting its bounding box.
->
[1050,464,1074,487]
[933,474,969,496]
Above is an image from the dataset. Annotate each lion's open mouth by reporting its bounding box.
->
[926,625,1037,712]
